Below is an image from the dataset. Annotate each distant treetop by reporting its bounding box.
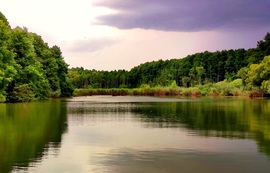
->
[0,11,10,27]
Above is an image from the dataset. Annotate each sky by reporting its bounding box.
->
[1,0,270,71]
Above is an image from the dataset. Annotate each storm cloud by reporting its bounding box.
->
[93,0,270,31]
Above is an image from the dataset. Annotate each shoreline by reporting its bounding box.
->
[73,88,266,98]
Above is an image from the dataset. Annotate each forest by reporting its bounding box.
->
[0,12,73,102]
[1,11,270,102]
[68,32,270,97]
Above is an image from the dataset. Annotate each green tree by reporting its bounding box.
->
[237,67,249,86]
[31,33,61,96]
[262,80,270,94]
[7,27,50,101]
[257,32,270,58]
[182,76,191,88]
[189,66,205,86]
[0,11,74,102]
[0,11,10,27]
[195,66,205,84]
[51,46,74,97]
[0,18,17,102]
[246,56,270,92]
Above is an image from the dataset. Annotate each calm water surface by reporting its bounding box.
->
[1,96,270,173]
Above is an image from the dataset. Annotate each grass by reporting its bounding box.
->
[73,79,266,98]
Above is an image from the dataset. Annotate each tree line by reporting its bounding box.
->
[68,32,270,94]
[2,10,270,102]
[0,12,73,102]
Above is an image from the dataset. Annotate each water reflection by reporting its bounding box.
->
[130,99,270,156]
[65,97,270,173]
[0,99,68,173]
[93,148,270,173]
[1,96,270,173]
[68,97,270,156]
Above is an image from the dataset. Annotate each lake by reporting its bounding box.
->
[1,96,270,173]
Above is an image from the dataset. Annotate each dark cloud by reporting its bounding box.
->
[93,0,270,31]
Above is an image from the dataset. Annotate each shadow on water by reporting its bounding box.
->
[67,97,270,157]
[0,99,68,173]
[130,98,270,156]
[2,96,269,173]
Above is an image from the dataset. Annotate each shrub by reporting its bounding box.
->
[49,90,61,98]
[9,84,35,102]
[210,88,219,96]
[0,94,6,103]
[248,89,264,98]
[262,80,270,94]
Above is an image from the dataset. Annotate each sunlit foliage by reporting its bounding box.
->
[0,12,73,102]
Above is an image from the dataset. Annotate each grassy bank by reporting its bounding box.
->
[73,79,265,98]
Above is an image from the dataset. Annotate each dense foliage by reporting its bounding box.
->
[68,33,270,95]
[2,10,270,101]
[0,12,73,102]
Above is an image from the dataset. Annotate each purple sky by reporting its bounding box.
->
[1,0,270,70]
[94,0,270,32]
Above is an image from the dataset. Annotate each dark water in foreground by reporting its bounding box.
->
[1,96,270,173]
